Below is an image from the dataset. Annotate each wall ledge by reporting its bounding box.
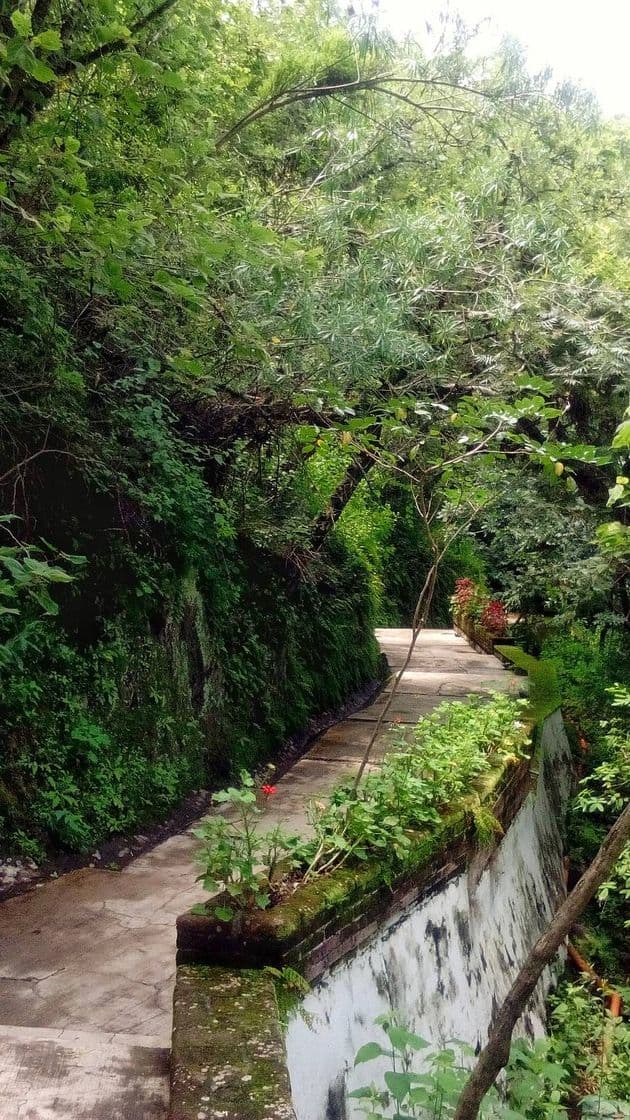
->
[177,756,532,981]
[170,965,296,1120]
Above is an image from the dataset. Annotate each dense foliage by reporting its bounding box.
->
[0,0,628,862]
[348,1008,630,1120]
[542,630,630,979]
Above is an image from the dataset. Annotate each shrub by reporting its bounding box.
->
[451,579,510,636]
[547,981,630,1107]
[480,600,509,637]
[193,772,302,921]
[349,1018,571,1120]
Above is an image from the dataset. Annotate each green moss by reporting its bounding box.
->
[171,965,295,1120]
[233,809,473,950]
[1,534,380,855]
[188,756,527,956]
[495,645,561,724]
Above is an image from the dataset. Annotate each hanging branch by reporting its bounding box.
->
[352,484,488,790]
[310,447,376,552]
[216,73,512,149]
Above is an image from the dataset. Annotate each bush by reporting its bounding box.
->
[0,535,380,856]
[548,981,630,1107]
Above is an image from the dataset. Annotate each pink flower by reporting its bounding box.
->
[261,784,277,796]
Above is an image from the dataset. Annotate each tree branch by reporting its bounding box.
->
[309,446,376,552]
[58,0,179,74]
[216,73,503,149]
[0,448,87,486]
[453,801,630,1120]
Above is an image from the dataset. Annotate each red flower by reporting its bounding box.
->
[261,784,277,796]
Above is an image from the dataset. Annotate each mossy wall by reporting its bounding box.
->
[170,707,574,1120]
[0,533,379,857]
[284,711,574,1120]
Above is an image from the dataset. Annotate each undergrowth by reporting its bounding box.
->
[0,534,379,857]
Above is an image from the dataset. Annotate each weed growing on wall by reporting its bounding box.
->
[194,694,531,912]
[193,772,302,921]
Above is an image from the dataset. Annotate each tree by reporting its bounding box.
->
[453,802,630,1120]
[1,0,629,855]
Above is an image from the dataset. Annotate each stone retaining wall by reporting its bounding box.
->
[170,704,573,1120]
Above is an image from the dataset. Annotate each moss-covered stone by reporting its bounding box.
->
[494,645,561,724]
[170,965,296,1120]
[177,795,528,973]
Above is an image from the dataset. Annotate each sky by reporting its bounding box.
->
[378,0,630,118]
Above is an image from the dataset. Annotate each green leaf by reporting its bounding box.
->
[383,1070,411,1101]
[31,588,59,615]
[354,1042,390,1066]
[22,53,57,82]
[71,193,95,215]
[612,420,630,449]
[1,556,27,581]
[33,29,62,51]
[22,558,73,582]
[213,905,234,922]
[58,552,87,567]
[95,22,130,45]
[10,8,32,37]
[159,70,187,90]
[387,1026,430,1052]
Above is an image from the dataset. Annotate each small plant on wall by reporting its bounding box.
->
[193,694,531,920]
[192,772,303,921]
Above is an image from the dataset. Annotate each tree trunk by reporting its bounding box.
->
[310,447,375,552]
[453,801,630,1120]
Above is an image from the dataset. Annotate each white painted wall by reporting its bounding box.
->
[285,711,573,1120]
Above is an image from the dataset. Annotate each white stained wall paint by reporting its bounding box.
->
[285,711,573,1120]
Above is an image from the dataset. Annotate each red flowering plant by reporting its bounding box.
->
[451,579,510,637]
[480,599,509,637]
[193,770,302,921]
[452,577,475,612]
[451,578,488,622]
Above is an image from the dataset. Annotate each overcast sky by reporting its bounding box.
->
[378,0,630,118]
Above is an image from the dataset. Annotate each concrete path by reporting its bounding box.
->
[0,629,518,1119]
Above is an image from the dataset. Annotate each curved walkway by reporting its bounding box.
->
[0,629,517,1119]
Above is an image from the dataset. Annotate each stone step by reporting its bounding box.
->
[0,1024,169,1120]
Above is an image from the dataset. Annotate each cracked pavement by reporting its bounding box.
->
[0,629,519,1118]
